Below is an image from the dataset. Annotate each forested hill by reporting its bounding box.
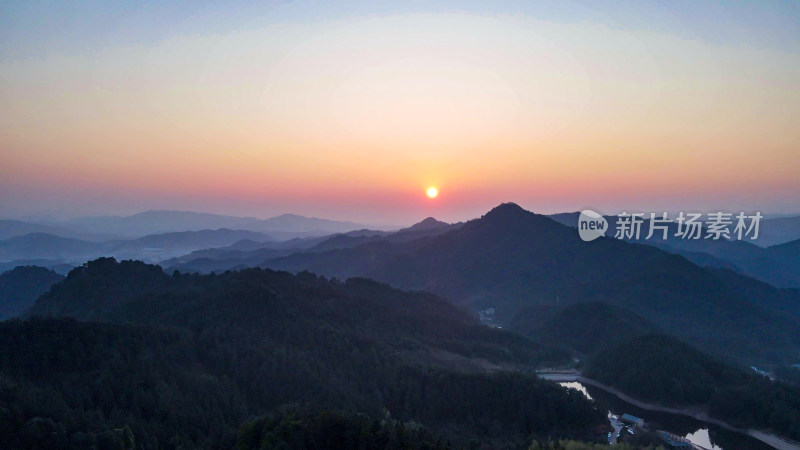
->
[6,258,606,448]
[30,257,561,368]
[511,302,660,355]
[585,334,800,440]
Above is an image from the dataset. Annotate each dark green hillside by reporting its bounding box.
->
[236,407,454,450]
[236,404,653,450]
[586,334,738,405]
[12,258,605,448]
[585,334,800,439]
[513,302,659,355]
[31,258,170,320]
[710,376,800,438]
[32,258,561,368]
[0,318,240,449]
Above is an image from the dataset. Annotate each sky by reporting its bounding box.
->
[1,1,799,225]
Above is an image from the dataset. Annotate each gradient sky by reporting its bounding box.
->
[2,1,799,225]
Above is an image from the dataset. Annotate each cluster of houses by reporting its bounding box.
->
[478,307,495,322]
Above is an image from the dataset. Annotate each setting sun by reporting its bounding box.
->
[426,187,438,198]
[1,3,799,447]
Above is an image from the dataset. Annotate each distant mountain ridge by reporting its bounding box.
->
[261,202,800,364]
[550,211,800,288]
[0,211,391,270]
[550,211,800,247]
[0,220,114,241]
[756,215,800,246]
[0,229,276,264]
[63,210,262,237]
[0,233,105,261]
[0,209,397,267]
[61,210,380,238]
[254,213,369,234]
[111,229,274,260]
[162,217,459,273]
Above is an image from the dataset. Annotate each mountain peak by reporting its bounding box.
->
[269,213,306,220]
[406,217,449,232]
[482,202,529,220]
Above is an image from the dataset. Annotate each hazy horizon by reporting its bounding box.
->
[3,203,799,231]
[2,1,799,224]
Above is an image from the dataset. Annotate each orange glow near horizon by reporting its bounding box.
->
[1,11,799,223]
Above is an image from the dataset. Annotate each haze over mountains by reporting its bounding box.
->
[0,211,387,272]
[61,210,375,238]
[2,204,800,366]
[1,210,378,239]
[4,207,798,275]
[6,202,794,365]
[551,212,800,289]
[2,203,800,447]
[256,203,800,365]
[549,212,800,247]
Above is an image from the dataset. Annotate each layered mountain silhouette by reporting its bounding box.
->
[109,229,274,261]
[0,212,388,271]
[262,203,800,363]
[756,215,800,246]
[0,233,105,260]
[163,217,458,273]
[6,201,800,446]
[6,203,800,366]
[0,220,96,241]
[551,211,800,247]
[551,211,800,288]
[0,229,275,265]
[64,210,259,236]
[63,210,375,238]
